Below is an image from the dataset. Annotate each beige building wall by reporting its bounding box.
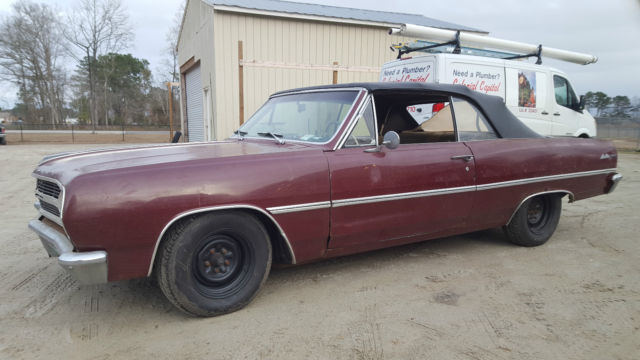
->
[179,0,417,141]
[177,0,217,140]
[211,10,416,140]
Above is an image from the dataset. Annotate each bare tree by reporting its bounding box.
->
[65,0,133,129]
[160,1,185,83]
[0,1,67,126]
[154,1,184,129]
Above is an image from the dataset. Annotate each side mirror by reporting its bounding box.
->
[364,131,400,153]
[382,131,400,149]
[577,95,586,112]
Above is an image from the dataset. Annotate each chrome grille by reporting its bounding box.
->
[37,179,61,199]
[40,201,61,217]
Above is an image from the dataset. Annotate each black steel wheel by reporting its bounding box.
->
[156,211,272,317]
[504,194,562,247]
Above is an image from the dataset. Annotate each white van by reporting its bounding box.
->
[380,53,595,138]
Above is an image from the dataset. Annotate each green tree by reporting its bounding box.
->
[611,95,631,117]
[65,0,132,129]
[72,53,152,125]
[584,91,611,116]
[99,53,151,125]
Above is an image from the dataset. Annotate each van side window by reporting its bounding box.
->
[451,97,498,141]
[553,75,578,109]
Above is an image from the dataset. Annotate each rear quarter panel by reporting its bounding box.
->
[465,137,617,230]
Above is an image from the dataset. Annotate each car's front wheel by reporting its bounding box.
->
[156,211,272,317]
[504,194,562,247]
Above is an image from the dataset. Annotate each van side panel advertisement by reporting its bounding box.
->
[380,59,435,83]
[445,63,505,99]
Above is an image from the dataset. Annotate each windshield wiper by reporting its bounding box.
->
[257,131,285,144]
[233,130,247,140]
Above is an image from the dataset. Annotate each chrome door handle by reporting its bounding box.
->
[451,155,474,162]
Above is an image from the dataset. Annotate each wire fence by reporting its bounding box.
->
[596,117,640,151]
[3,118,639,147]
[3,123,178,144]
[596,124,640,140]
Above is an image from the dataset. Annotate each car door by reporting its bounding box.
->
[325,95,476,251]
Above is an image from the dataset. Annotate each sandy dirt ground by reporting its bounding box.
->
[0,143,638,360]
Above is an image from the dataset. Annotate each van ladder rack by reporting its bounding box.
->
[393,31,461,59]
[392,40,522,61]
[389,24,597,65]
[504,44,543,65]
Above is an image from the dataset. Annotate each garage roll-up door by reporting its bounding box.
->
[185,65,204,142]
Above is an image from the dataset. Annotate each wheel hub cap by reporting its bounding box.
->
[196,237,241,284]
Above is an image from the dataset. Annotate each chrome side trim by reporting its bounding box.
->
[147,204,297,276]
[267,201,331,214]
[607,173,622,194]
[270,168,616,212]
[332,185,476,207]
[506,190,574,225]
[476,168,617,191]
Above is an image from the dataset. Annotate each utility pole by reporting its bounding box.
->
[167,82,180,142]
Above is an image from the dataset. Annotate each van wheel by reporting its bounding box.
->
[578,133,589,138]
[504,194,562,247]
[156,211,272,317]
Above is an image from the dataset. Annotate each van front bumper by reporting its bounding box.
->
[28,218,108,285]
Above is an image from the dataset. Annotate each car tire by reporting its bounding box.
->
[504,194,562,247]
[156,211,272,317]
[0,137,6,145]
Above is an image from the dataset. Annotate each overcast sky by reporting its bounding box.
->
[1,0,639,109]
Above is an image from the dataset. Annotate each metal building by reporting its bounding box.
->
[177,0,485,142]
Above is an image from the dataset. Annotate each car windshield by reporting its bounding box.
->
[237,90,359,143]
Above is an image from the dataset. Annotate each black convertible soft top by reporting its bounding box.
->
[275,82,542,139]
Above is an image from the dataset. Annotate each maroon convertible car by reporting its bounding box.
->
[29,83,621,316]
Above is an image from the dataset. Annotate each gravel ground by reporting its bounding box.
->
[0,143,638,360]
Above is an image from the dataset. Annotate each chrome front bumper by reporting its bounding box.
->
[28,219,108,285]
[607,173,623,194]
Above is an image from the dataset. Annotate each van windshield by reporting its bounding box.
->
[238,91,359,143]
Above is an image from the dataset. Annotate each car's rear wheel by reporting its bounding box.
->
[156,211,272,317]
[504,194,562,247]
[0,137,6,145]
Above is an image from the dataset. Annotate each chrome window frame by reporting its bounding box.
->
[338,94,379,150]
[232,88,367,146]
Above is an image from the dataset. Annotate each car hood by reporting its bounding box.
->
[34,140,318,184]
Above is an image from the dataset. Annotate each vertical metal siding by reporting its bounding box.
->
[210,11,417,140]
[185,65,204,142]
